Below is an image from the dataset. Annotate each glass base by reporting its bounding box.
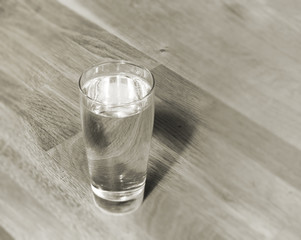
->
[92,184,144,214]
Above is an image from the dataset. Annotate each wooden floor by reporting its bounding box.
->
[1,0,301,239]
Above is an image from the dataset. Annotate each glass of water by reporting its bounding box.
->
[79,60,155,214]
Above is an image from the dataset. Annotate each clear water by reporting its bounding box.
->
[81,74,154,213]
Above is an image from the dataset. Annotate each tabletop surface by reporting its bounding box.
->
[1,0,301,239]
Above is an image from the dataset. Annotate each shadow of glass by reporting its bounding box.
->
[144,104,196,199]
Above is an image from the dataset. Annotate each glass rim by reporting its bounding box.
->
[78,60,155,107]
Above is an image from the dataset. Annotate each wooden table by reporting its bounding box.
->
[1,0,301,239]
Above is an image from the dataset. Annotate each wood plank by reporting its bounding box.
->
[273,225,301,240]
[152,65,301,192]
[1,0,301,238]
[45,65,301,239]
[149,66,301,239]
[0,103,153,240]
[47,107,241,240]
[0,70,80,151]
[0,171,78,240]
[2,61,301,238]
[0,0,159,114]
[60,0,301,151]
[0,226,14,240]
[0,0,159,151]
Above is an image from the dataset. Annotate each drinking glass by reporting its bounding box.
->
[79,60,155,214]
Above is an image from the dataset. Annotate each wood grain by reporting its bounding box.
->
[0,225,14,240]
[1,0,301,239]
[63,0,301,150]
